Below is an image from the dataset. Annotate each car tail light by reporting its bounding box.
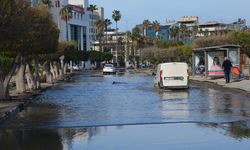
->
[160,70,163,81]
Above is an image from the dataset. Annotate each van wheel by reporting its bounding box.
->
[158,82,162,89]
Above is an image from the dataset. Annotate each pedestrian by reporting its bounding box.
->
[222,57,232,83]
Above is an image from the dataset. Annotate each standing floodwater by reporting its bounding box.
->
[0,71,250,149]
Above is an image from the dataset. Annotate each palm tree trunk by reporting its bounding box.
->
[116,22,118,67]
[66,20,68,41]
[106,28,108,51]
[92,11,95,50]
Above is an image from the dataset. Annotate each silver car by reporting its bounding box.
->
[103,64,116,74]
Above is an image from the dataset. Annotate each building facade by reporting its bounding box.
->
[92,28,132,65]
[29,0,103,52]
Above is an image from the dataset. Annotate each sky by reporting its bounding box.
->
[70,0,250,32]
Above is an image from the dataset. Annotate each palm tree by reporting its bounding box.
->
[112,10,122,65]
[169,28,174,40]
[131,27,142,58]
[179,24,187,41]
[87,4,97,14]
[104,19,112,48]
[152,20,160,37]
[174,27,180,41]
[95,20,105,51]
[117,37,124,61]
[87,4,97,41]
[192,25,199,39]
[199,28,206,37]
[143,20,151,36]
[41,0,53,8]
[152,20,160,46]
[59,5,72,41]
[143,35,150,48]
[125,31,132,67]
[204,29,209,37]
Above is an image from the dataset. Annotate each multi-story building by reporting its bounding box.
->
[197,21,226,36]
[145,25,171,41]
[197,19,247,37]
[53,0,104,50]
[227,18,247,31]
[177,16,199,28]
[30,0,103,52]
[29,0,104,68]
[92,28,132,65]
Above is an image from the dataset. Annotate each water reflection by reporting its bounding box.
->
[158,90,190,118]
[0,126,107,150]
[0,129,63,150]
[1,121,250,150]
[197,120,250,139]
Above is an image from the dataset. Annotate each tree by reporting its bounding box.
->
[112,10,122,65]
[152,20,160,37]
[143,20,151,36]
[59,5,72,41]
[131,27,142,52]
[0,0,59,99]
[233,31,250,46]
[125,31,132,67]
[0,0,30,99]
[95,20,105,52]
[204,29,209,37]
[103,53,113,63]
[117,37,124,63]
[18,4,59,89]
[179,24,187,41]
[169,28,174,41]
[40,0,53,8]
[143,36,151,48]
[192,25,199,39]
[152,20,160,47]
[104,18,112,48]
[131,27,142,68]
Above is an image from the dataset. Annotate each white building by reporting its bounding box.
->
[31,0,104,68]
[49,0,103,51]
[31,0,104,51]
[197,21,226,36]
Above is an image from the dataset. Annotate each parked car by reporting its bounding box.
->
[153,62,189,89]
[103,64,116,74]
[73,65,80,71]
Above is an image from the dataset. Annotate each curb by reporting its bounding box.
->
[190,79,250,96]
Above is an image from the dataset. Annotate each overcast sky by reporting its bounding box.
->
[70,0,250,31]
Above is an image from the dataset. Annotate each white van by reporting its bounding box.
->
[153,62,189,89]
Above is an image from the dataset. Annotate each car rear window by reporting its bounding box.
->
[105,64,113,67]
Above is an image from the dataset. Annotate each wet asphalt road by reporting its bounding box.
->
[0,71,250,150]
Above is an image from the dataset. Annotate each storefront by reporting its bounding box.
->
[192,45,249,78]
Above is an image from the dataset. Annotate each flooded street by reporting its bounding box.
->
[1,71,250,149]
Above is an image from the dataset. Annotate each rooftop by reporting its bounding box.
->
[194,45,241,51]
[198,21,225,26]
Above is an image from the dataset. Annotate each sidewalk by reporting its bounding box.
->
[0,83,53,123]
[190,76,250,95]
